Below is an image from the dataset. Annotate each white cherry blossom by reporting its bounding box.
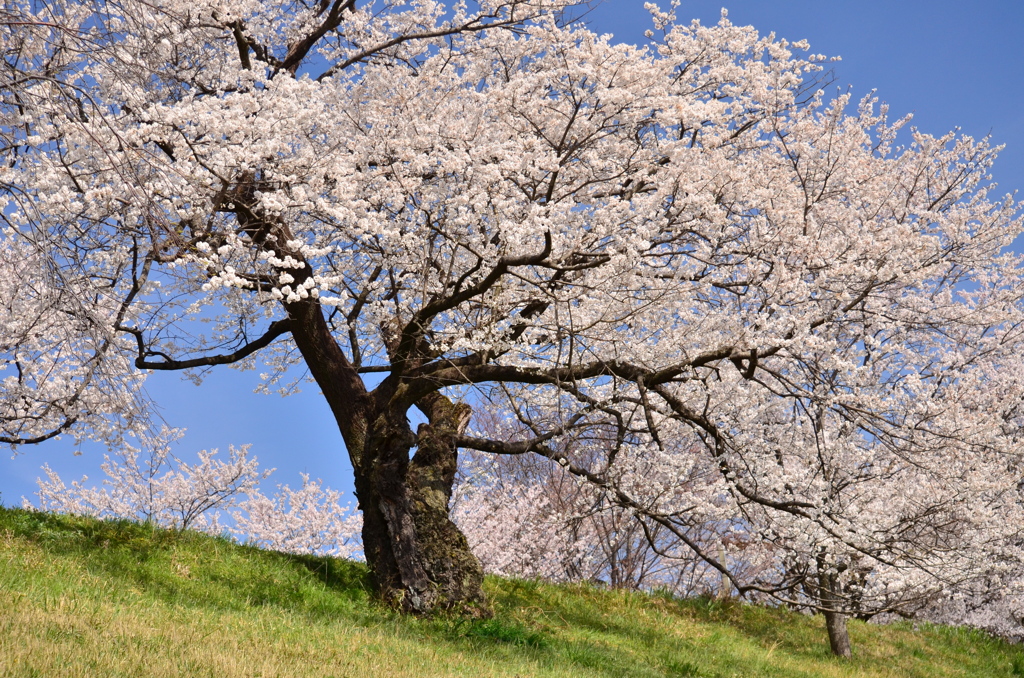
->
[3,0,1023,648]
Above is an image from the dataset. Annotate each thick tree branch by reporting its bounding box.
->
[231,21,253,70]
[129,318,293,370]
[283,0,356,74]
[0,414,77,445]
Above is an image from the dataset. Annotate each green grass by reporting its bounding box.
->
[2,506,1022,677]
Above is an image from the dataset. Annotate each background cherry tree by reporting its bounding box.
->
[29,427,362,557]
[3,0,1024,654]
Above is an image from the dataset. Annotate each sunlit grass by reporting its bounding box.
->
[2,506,1023,677]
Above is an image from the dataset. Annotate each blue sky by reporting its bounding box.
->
[3,0,1023,508]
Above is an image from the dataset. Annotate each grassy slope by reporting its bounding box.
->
[1,507,1023,678]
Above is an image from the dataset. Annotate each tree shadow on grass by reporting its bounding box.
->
[482,579,822,678]
[284,551,373,598]
[409,578,708,678]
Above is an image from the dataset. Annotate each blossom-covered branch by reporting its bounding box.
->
[3,0,1023,649]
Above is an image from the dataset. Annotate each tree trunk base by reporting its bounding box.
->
[824,609,852,658]
[357,400,488,617]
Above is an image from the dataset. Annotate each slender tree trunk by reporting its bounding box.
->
[817,564,852,658]
[285,298,487,615]
[823,606,852,658]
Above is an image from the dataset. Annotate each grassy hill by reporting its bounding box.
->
[2,507,1023,678]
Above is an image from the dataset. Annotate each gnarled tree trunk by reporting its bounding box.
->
[355,393,487,614]
[286,297,487,615]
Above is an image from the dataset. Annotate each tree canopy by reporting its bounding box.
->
[3,0,1024,652]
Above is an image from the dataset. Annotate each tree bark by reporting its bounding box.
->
[823,606,852,658]
[285,298,487,615]
[354,394,487,615]
[817,566,853,658]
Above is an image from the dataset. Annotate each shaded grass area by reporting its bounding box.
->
[2,506,1023,677]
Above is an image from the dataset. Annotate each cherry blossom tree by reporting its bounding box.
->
[3,0,1024,645]
[915,576,1024,643]
[31,427,269,530]
[0,214,150,447]
[29,428,363,557]
[453,417,729,594]
[231,474,362,558]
